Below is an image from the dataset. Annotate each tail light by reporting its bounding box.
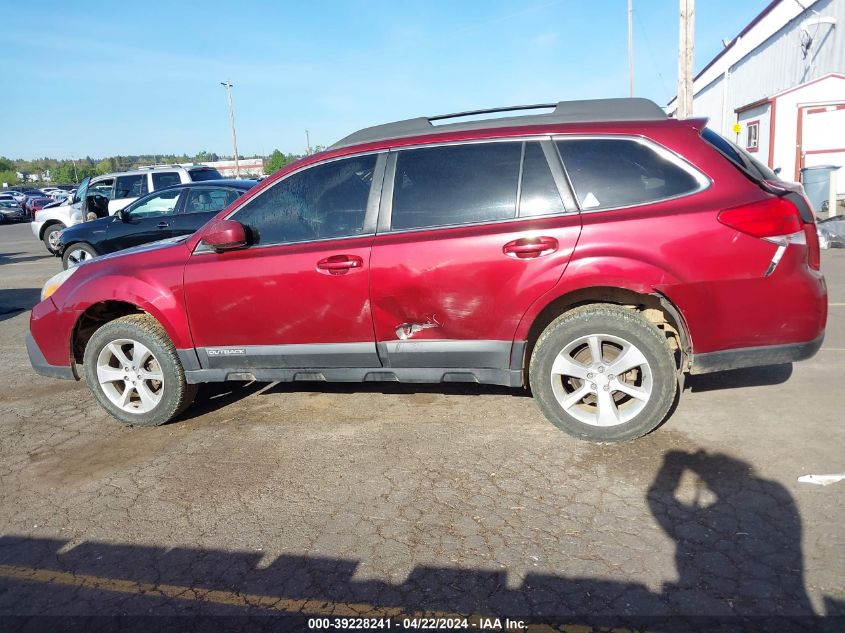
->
[717,198,802,238]
[718,196,820,272]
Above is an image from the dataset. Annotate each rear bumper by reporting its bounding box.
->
[690,332,824,374]
[26,331,77,380]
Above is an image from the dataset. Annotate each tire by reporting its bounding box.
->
[82,314,197,427]
[529,304,678,442]
[42,223,65,253]
[62,242,98,269]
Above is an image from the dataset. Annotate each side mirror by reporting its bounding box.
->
[117,208,129,222]
[774,167,782,175]
[201,219,248,252]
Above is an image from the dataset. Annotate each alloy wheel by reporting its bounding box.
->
[96,339,165,414]
[549,333,653,427]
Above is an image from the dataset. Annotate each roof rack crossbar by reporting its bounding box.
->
[429,103,557,122]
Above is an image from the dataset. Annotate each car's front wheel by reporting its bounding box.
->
[62,242,98,269]
[529,304,678,442]
[83,314,196,426]
[42,223,65,253]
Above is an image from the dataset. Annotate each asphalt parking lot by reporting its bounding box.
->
[0,220,843,627]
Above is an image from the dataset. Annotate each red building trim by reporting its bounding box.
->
[768,99,777,168]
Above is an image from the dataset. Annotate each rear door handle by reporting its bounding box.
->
[317,254,363,275]
[157,221,169,229]
[503,236,558,259]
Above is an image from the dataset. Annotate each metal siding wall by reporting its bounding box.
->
[693,0,844,122]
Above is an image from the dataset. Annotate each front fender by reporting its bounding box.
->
[52,244,192,349]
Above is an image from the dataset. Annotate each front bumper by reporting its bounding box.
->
[690,332,825,374]
[30,219,44,239]
[26,331,77,380]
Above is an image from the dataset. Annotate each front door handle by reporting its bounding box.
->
[156,221,169,229]
[317,254,363,275]
[503,236,558,259]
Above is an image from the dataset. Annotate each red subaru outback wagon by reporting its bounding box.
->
[27,99,827,441]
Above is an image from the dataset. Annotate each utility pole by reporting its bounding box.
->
[628,0,634,97]
[220,80,241,178]
[677,0,695,118]
[305,129,312,156]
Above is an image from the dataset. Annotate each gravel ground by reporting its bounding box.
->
[0,221,842,629]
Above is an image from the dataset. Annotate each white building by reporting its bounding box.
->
[201,158,265,178]
[668,0,844,188]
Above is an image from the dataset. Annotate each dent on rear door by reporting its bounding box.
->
[369,140,582,370]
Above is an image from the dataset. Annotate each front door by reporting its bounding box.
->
[101,188,182,252]
[369,140,582,371]
[183,152,385,370]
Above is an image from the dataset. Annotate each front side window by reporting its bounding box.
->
[128,189,181,217]
[114,174,148,200]
[89,178,114,199]
[233,154,376,246]
[391,142,521,231]
[184,188,240,214]
[556,138,701,210]
[152,172,182,189]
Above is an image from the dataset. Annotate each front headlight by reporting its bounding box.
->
[41,267,78,302]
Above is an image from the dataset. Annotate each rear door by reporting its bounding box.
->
[171,187,243,238]
[369,139,582,373]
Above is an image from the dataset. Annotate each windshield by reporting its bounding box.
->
[188,168,223,182]
[701,127,779,182]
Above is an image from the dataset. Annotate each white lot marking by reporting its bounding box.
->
[798,473,845,486]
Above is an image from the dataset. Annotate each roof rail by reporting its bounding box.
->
[330,98,667,149]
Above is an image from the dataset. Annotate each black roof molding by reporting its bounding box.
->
[330,98,667,149]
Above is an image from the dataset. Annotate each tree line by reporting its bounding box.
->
[1,149,303,186]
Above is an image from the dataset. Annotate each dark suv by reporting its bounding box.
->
[27,99,827,441]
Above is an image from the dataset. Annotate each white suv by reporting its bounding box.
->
[32,164,223,253]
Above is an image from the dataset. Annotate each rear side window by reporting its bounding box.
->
[152,172,182,189]
[556,139,701,210]
[391,142,521,230]
[114,174,148,200]
[184,188,240,214]
[234,154,376,245]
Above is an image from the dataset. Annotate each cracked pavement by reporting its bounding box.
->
[0,222,843,626]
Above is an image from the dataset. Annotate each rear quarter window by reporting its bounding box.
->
[556,138,703,210]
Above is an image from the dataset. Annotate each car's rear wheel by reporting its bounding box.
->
[83,314,196,427]
[529,304,677,442]
[42,223,64,253]
[62,242,98,269]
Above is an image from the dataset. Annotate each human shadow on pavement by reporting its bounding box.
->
[0,450,837,631]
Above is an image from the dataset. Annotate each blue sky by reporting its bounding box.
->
[2,0,770,160]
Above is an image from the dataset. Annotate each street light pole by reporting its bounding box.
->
[220,80,241,178]
[628,0,634,97]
